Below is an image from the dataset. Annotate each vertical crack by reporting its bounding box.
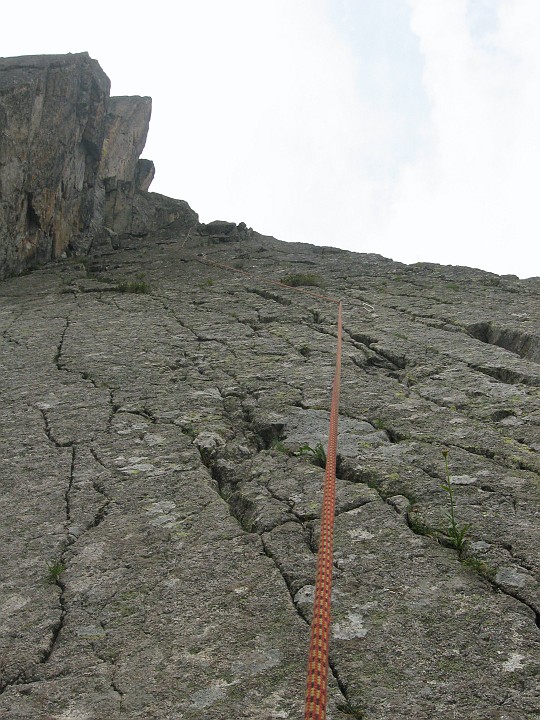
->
[40,409,73,448]
[329,658,364,719]
[110,675,124,715]
[65,446,75,524]
[54,316,70,371]
[107,388,119,430]
[41,447,77,665]
[92,621,124,715]
[88,447,114,528]
[259,535,310,624]
[39,576,67,666]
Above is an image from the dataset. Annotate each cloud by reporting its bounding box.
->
[376,0,540,277]
[143,0,382,245]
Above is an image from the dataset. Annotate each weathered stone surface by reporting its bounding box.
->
[0,53,178,277]
[103,188,198,240]
[198,220,252,242]
[100,96,152,183]
[1,228,539,719]
[0,53,110,277]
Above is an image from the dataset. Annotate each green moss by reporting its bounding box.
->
[335,699,365,718]
[462,557,496,581]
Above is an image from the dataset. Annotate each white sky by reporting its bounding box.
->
[3,0,540,278]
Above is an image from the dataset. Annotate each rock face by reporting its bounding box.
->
[0,53,197,279]
[1,53,540,720]
[1,229,540,719]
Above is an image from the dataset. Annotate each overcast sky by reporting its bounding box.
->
[3,0,540,278]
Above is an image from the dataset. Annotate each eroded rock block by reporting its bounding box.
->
[0,53,110,277]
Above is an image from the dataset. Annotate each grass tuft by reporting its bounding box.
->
[298,442,327,468]
[47,560,66,583]
[116,280,150,294]
[462,557,496,581]
[271,439,292,455]
[441,449,470,553]
[282,273,324,288]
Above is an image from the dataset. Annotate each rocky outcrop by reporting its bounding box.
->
[0,53,197,279]
[100,96,152,184]
[198,219,252,242]
[0,53,110,277]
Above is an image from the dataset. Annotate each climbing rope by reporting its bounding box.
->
[180,231,351,719]
[304,301,342,720]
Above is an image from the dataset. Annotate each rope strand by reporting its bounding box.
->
[304,301,342,720]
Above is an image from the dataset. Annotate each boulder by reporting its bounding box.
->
[198,219,251,242]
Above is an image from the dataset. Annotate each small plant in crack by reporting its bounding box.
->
[441,449,470,553]
[298,344,311,357]
[282,273,325,288]
[270,439,292,455]
[335,699,364,718]
[407,511,434,538]
[47,559,66,583]
[116,279,150,294]
[298,442,327,468]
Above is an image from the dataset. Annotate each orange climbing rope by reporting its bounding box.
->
[304,301,342,720]
[181,231,346,719]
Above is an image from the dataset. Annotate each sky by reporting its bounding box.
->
[3,0,540,278]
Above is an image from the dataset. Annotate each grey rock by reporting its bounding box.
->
[104,189,197,239]
[0,53,196,277]
[100,96,151,184]
[0,53,110,277]
[386,494,410,514]
[198,220,251,242]
[2,229,539,719]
